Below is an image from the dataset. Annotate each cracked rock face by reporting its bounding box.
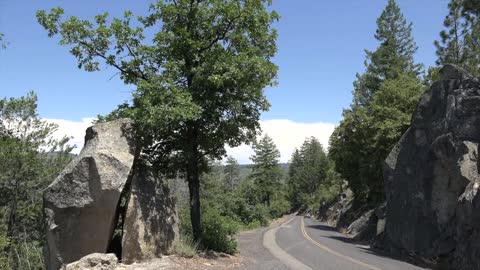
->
[384,65,480,269]
[44,119,137,270]
[121,161,179,264]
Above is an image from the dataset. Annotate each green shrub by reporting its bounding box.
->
[243,220,262,230]
[252,204,270,226]
[269,198,291,219]
[0,234,9,270]
[178,206,240,255]
[201,208,239,254]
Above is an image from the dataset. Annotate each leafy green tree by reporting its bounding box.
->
[250,134,282,207]
[223,156,240,192]
[37,0,279,243]
[316,161,342,205]
[0,92,72,270]
[329,0,423,205]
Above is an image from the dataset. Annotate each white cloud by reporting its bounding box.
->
[45,118,95,154]
[45,118,336,163]
[227,119,336,164]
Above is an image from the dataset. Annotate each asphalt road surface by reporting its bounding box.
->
[263,216,429,270]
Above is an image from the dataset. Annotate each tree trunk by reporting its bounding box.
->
[187,155,202,244]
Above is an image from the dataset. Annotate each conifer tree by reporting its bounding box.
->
[223,156,240,191]
[354,0,422,107]
[435,0,480,77]
[287,137,330,210]
[435,1,469,66]
[330,0,423,204]
[250,135,282,207]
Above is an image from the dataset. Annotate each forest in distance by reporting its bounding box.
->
[1,0,480,269]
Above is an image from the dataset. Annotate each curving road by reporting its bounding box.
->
[262,216,429,270]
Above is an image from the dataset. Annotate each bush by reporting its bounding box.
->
[0,234,9,270]
[178,206,240,255]
[269,198,291,219]
[201,208,239,254]
[243,220,262,230]
[252,204,270,226]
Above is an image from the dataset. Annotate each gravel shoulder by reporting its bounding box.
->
[235,215,292,270]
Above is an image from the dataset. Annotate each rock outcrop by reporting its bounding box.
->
[317,188,354,227]
[44,119,179,270]
[347,203,386,242]
[384,65,480,269]
[122,161,179,264]
[44,119,137,270]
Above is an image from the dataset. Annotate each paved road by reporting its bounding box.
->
[267,216,429,270]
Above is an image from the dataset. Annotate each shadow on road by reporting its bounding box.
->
[305,223,338,233]
[306,221,434,269]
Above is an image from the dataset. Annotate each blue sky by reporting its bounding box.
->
[0,0,451,162]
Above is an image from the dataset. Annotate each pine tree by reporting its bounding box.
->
[330,0,423,205]
[287,137,330,210]
[435,1,468,66]
[354,0,422,107]
[435,0,480,77]
[223,156,240,192]
[250,135,282,207]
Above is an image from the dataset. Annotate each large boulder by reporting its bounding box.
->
[121,161,179,264]
[384,65,480,269]
[44,119,137,270]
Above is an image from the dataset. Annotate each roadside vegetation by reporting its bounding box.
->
[0,93,73,269]
[1,0,480,268]
[177,134,290,255]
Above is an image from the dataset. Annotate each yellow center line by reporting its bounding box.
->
[300,217,383,270]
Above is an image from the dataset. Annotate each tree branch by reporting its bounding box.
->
[79,41,150,82]
[198,14,241,53]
